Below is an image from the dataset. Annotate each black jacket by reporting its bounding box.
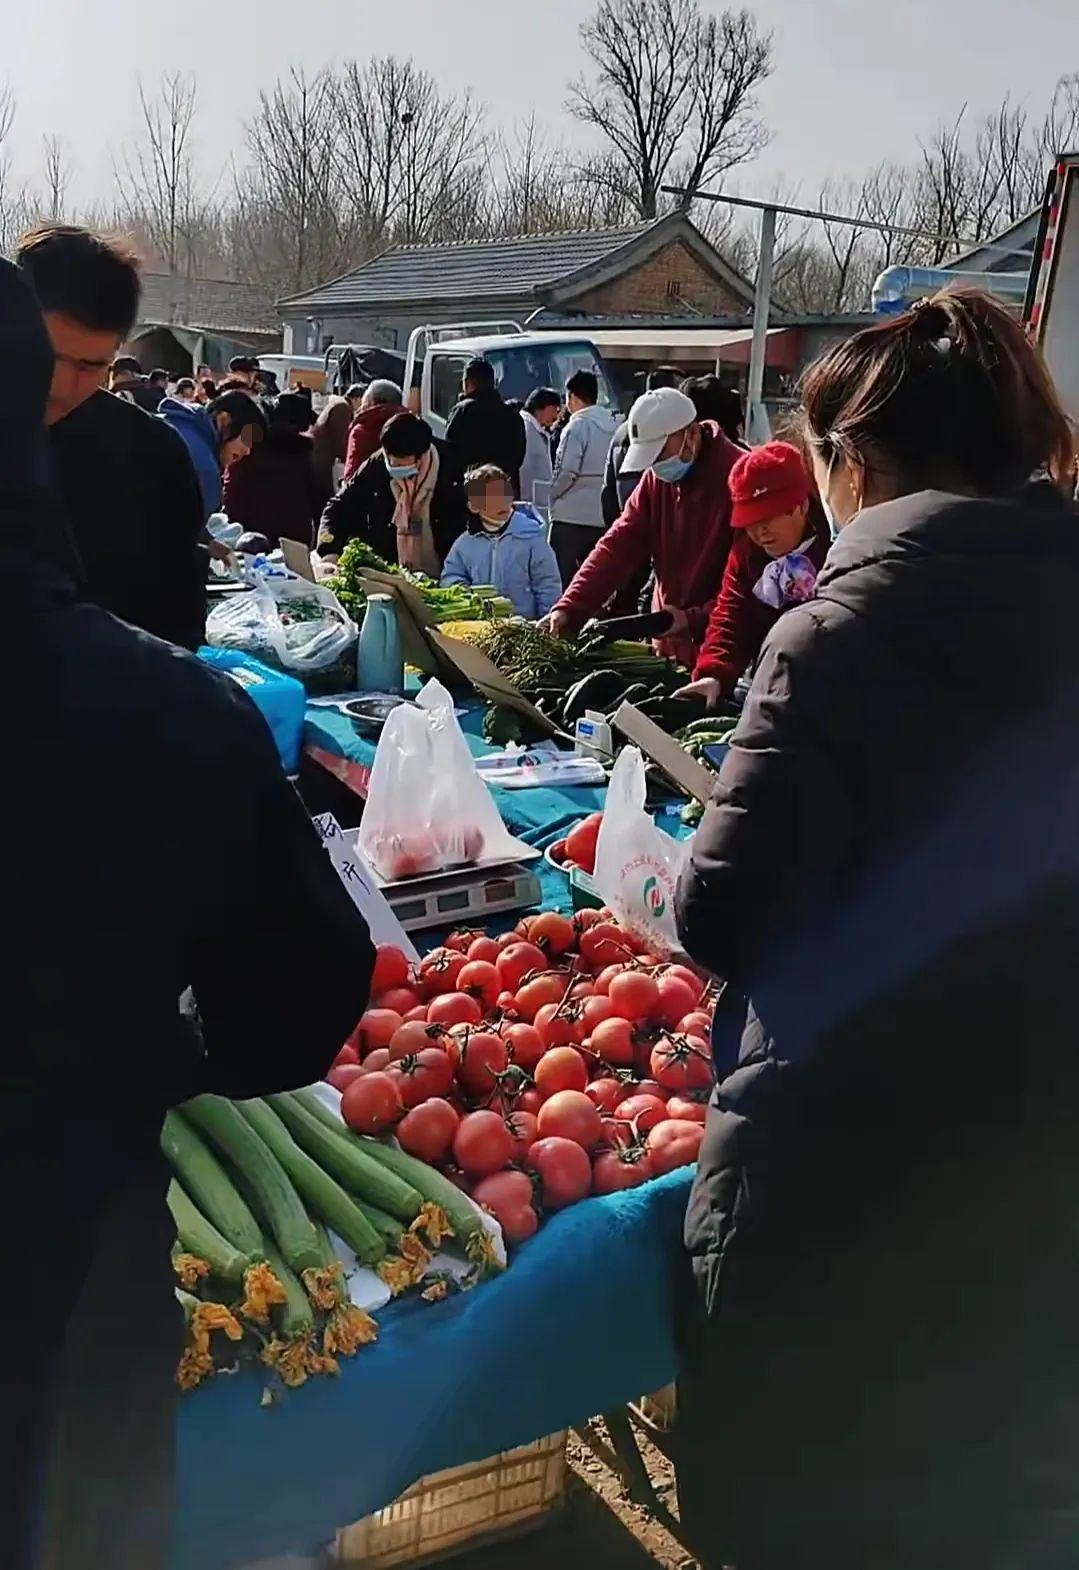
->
[445,387,527,488]
[114,376,165,413]
[1,522,374,1565]
[675,489,1079,1570]
[317,439,466,563]
[49,390,207,650]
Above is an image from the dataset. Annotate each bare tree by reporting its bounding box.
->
[238,69,345,297]
[116,73,201,273]
[41,133,72,220]
[568,0,770,220]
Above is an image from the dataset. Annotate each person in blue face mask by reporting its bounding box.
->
[317,411,467,568]
[542,386,743,669]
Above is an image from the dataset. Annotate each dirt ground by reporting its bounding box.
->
[429,1423,701,1570]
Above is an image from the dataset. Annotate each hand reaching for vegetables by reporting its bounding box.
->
[674,676,724,710]
[662,606,690,637]
[539,608,574,640]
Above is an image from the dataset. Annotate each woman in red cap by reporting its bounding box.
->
[677,439,830,708]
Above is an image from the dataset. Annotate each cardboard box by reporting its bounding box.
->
[426,631,571,742]
[611,701,716,805]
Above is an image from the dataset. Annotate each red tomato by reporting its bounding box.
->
[404,1005,429,1023]
[572,908,605,939]
[586,1076,629,1115]
[580,923,635,972]
[534,1002,585,1049]
[496,941,548,993]
[501,1022,545,1073]
[522,911,576,956]
[375,987,421,1016]
[445,928,484,954]
[569,980,595,1001]
[387,1046,455,1107]
[653,975,700,1031]
[607,971,661,1023]
[537,1089,603,1149]
[678,1010,712,1038]
[650,1035,714,1095]
[359,1047,391,1075]
[371,944,410,997]
[504,1109,539,1163]
[468,935,502,964]
[453,1110,514,1178]
[534,1046,588,1097]
[565,812,603,875]
[427,992,483,1029]
[341,1071,403,1135]
[593,1147,655,1195]
[457,960,502,1009]
[648,1118,704,1174]
[497,930,523,951]
[635,1078,671,1103]
[396,1097,459,1163]
[514,972,571,1022]
[472,1170,538,1245]
[589,1016,636,1070]
[419,947,467,997]
[580,995,616,1034]
[355,1009,403,1056]
[388,1020,450,1061]
[514,1086,545,1117]
[529,1137,592,1209]
[666,1095,708,1125]
[592,964,628,997]
[334,1042,360,1067]
[614,1093,669,1135]
[326,1063,364,1092]
[456,1030,509,1099]
[663,964,705,1003]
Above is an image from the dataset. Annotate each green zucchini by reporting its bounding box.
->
[161,1111,267,1258]
[562,669,627,726]
[167,1180,254,1281]
[270,1094,424,1223]
[262,1244,314,1340]
[238,1100,385,1266]
[355,1138,502,1272]
[183,1096,322,1274]
[289,1091,497,1268]
[358,1201,406,1250]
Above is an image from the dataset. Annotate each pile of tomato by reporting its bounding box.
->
[327,910,715,1248]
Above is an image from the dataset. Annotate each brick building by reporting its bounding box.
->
[279,213,755,356]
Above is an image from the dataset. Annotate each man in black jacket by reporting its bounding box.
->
[0,259,375,1570]
[444,358,527,493]
[16,224,207,650]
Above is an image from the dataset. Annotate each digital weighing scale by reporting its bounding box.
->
[343,831,543,932]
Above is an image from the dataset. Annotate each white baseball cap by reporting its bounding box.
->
[623,387,698,472]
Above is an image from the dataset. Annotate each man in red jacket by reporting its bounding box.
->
[678,440,831,706]
[543,387,741,668]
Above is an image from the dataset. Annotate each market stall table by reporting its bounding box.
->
[173,1167,693,1570]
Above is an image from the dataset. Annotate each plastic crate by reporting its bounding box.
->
[335,1433,567,1567]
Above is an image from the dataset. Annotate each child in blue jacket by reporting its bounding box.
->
[441,464,562,619]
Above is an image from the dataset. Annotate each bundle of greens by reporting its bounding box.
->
[329,538,513,624]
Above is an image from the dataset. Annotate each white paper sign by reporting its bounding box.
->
[313,812,420,962]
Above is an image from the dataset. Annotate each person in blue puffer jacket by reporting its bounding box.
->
[441,464,562,620]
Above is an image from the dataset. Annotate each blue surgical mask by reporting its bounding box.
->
[652,430,694,484]
[386,459,418,480]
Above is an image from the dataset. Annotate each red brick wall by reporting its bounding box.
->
[570,239,746,316]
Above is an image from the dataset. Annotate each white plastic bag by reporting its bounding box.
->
[592,746,690,955]
[206,576,356,675]
[359,679,520,880]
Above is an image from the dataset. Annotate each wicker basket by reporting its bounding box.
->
[335,1433,567,1567]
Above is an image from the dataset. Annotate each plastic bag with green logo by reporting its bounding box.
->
[592,746,690,957]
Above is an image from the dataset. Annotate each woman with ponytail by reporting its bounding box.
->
[674,291,1079,1570]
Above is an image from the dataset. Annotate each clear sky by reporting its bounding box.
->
[1,0,1076,210]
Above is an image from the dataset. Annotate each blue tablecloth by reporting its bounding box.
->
[173,1168,692,1570]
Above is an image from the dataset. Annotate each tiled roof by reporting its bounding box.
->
[138,273,280,334]
[280,223,658,311]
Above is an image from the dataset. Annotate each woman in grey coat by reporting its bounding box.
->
[549,369,621,584]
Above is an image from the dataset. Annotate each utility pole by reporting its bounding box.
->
[745,204,776,443]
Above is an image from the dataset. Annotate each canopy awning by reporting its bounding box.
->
[577,325,799,369]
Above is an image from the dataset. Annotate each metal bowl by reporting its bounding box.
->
[340,694,414,734]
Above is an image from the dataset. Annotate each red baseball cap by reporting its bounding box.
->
[729,441,810,529]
